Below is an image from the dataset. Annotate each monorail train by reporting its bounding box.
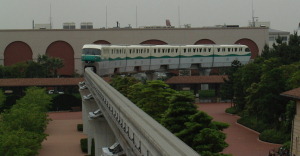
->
[82,44,251,76]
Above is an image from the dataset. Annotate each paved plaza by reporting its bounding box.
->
[39,103,282,156]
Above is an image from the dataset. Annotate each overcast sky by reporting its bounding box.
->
[1,0,300,33]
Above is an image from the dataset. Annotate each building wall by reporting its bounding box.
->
[0,28,269,75]
[292,100,300,156]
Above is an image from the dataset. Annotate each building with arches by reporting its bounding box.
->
[0,27,268,76]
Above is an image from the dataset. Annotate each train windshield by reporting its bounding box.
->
[82,48,101,55]
[245,48,250,52]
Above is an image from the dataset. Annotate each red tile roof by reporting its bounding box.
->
[165,75,227,84]
[281,87,300,100]
[0,78,84,87]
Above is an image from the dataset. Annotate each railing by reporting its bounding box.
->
[84,68,199,156]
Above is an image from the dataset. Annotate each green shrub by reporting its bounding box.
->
[237,116,268,133]
[199,90,215,98]
[259,129,290,144]
[80,138,88,153]
[77,124,83,132]
[91,138,95,156]
[225,107,238,114]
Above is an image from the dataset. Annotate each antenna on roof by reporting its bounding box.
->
[106,6,108,28]
[251,0,258,27]
[136,6,138,28]
[178,5,181,28]
[50,3,52,29]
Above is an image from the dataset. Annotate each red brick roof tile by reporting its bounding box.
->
[0,78,84,87]
[165,75,227,84]
[281,87,300,100]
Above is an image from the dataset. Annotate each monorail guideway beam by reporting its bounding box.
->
[84,68,199,156]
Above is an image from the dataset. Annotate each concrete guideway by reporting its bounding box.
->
[38,112,87,156]
[197,103,282,156]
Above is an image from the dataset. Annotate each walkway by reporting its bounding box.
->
[197,103,281,156]
[38,112,87,156]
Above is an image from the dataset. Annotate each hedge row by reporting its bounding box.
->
[0,87,51,156]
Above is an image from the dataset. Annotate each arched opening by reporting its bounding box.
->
[4,41,33,66]
[194,39,216,45]
[140,39,167,45]
[93,40,111,44]
[46,41,74,76]
[235,38,259,59]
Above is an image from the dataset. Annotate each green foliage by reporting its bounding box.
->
[161,91,197,133]
[199,90,215,98]
[225,106,239,114]
[80,138,88,153]
[259,129,290,144]
[220,60,242,101]
[176,111,229,154]
[223,33,300,144]
[111,76,229,155]
[194,128,228,154]
[134,80,175,121]
[110,75,139,97]
[0,90,6,111]
[0,87,52,156]
[77,124,83,132]
[0,54,64,78]
[0,129,46,156]
[237,116,268,133]
[17,87,52,112]
[91,138,95,156]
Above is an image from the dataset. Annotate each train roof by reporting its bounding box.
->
[82,44,248,48]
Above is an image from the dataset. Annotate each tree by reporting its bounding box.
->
[220,60,242,105]
[110,75,139,97]
[16,87,52,112]
[245,67,287,123]
[0,87,52,155]
[135,80,175,121]
[176,111,229,155]
[0,129,46,156]
[161,91,197,133]
[0,90,6,112]
[37,54,63,77]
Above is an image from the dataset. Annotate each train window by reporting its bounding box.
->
[176,49,178,53]
[82,48,101,55]
[235,48,237,52]
[208,48,211,52]
[228,48,231,52]
[245,48,250,52]
[222,48,225,52]
[168,49,170,53]
[184,48,186,53]
[199,48,202,52]
[188,48,191,52]
[193,48,195,52]
[217,48,220,52]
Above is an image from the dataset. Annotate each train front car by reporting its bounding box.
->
[82,44,106,75]
[82,44,102,63]
[212,45,251,67]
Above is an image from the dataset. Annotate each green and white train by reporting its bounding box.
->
[82,44,251,76]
